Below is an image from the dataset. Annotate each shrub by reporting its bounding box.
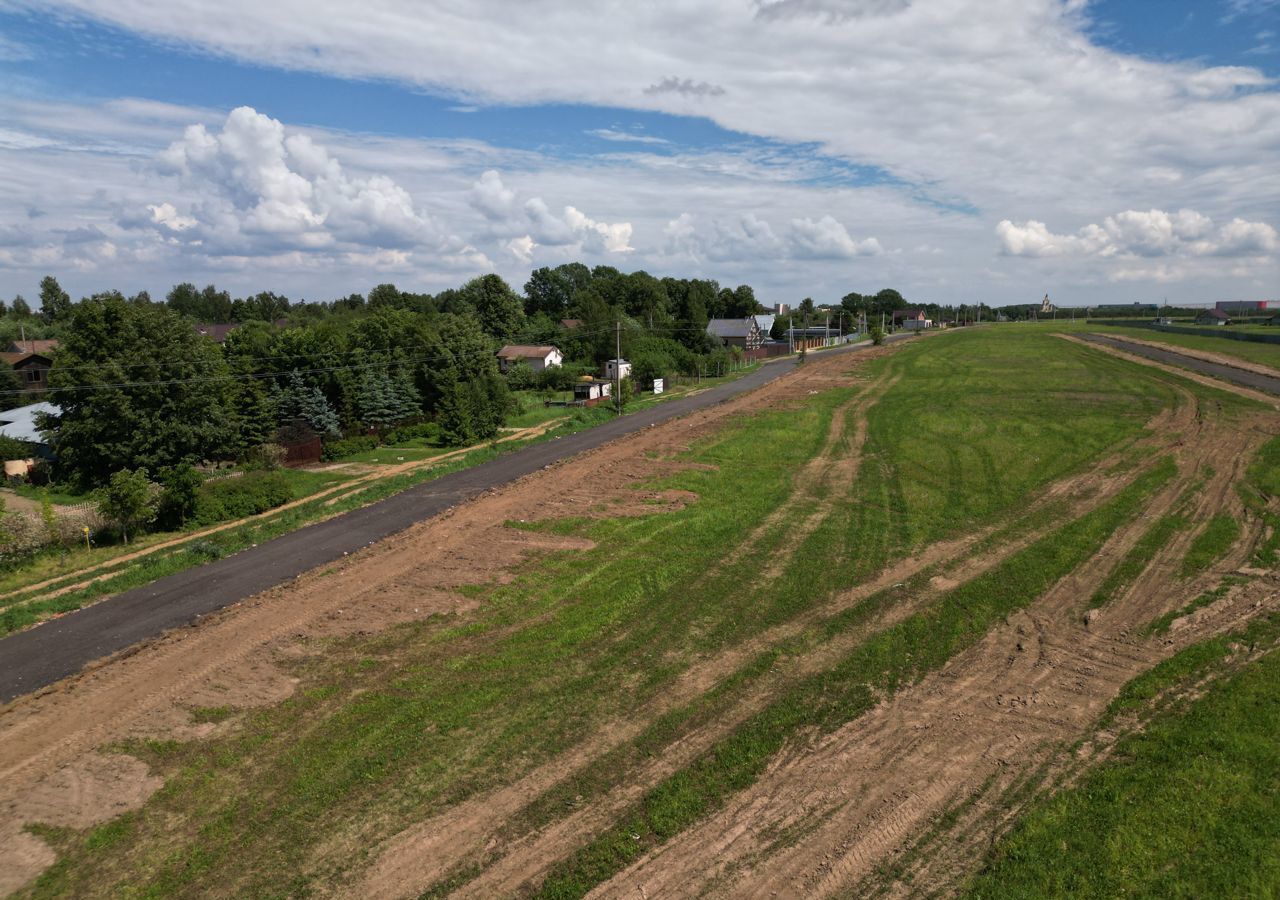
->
[242,443,286,471]
[0,434,31,461]
[95,468,159,544]
[186,539,224,561]
[157,462,203,529]
[505,360,536,390]
[193,471,293,526]
[535,362,595,392]
[870,326,885,346]
[321,435,379,461]
[383,422,439,445]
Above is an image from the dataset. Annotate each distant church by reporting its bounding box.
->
[1040,293,1055,314]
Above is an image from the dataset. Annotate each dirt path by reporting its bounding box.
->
[587,393,1277,899]
[0,349,883,895]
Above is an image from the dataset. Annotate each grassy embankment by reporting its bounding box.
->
[1090,324,1280,372]
[19,331,1241,898]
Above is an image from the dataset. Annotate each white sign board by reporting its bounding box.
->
[653,378,664,395]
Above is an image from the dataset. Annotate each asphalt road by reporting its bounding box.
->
[0,337,912,702]
[1079,333,1280,396]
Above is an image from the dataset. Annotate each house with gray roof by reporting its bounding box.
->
[706,317,764,350]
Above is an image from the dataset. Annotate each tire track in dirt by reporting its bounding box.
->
[587,398,1276,899]
[355,361,1204,899]
[0,349,890,894]
[588,394,1280,900]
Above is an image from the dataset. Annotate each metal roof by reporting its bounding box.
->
[706,318,759,338]
[0,401,60,444]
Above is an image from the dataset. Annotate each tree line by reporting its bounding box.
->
[6,266,839,490]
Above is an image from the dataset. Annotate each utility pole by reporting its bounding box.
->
[614,319,622,416]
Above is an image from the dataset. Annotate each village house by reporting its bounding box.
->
[892,309,932,331]
[194,319,290,343]
[496,344,563,373]
[6,339,59,355]
[1195,309,1232,326]
[0,349,54,395]
[706,317,764,350]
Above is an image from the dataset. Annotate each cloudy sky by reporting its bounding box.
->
[0,0,1277,308]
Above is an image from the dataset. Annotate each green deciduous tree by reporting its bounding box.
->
[39,275,73,325]
[157,462,203,529]
[462,274,525,340]
[47,294,237,488]
[97,468,157,544]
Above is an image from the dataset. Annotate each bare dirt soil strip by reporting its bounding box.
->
[361,360,1198,898]
[0,347,884,894]
[588,376,1278,899]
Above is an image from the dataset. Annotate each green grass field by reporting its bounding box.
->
[16,330,1272,898]
[965,612,1280,899]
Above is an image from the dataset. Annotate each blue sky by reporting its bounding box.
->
[1088,0,1278,75]
[0,0,1276,306]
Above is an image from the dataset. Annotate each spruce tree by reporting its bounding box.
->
[277,372,339,435]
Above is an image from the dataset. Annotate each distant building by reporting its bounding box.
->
[1215,300,1268,314]
[195,319,289,343]
[572,378,612,406]
[1040,293,1054,314]
[559,318,583,330]
[0,350,54,395]
[496,344,564,373]
[5,339,59,355]
[1154,316,1174,325]
[604,358,632,380]
[0,401,58,451]
[706,317,764,350]
[1195,309,1232,326]
[774,303,790,316]
[892,309,932,330]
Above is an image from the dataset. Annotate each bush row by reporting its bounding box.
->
[193,471,294,527]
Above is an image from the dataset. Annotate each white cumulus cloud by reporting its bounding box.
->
[788,215,884,259]
[997,208,1279,259]
[146,106,447,255]
[467,169,633,259]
